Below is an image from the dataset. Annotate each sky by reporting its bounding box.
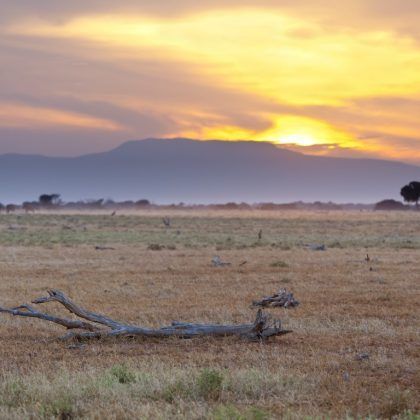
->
[1,0,420,164]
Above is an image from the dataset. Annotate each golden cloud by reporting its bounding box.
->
[3,8,420,162]
[0,103,121,130]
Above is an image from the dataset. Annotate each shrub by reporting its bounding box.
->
[39,396,75,419]
[108,364,136,384]
[197,369,224,400]
[162,380,191,403]
[270,261,288,268]
[379,388,412,419]
[148,243,163,251]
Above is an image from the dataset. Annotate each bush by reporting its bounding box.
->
[374,199,407,211]
[108,364,136,384]
[379,388,412,419]
[197,369,224,400]
[39,396,75,419]
[270,260,288,268]
[162,380,191,403]
[147,243,163,251]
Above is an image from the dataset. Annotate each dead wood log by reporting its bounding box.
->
[0,290,291,341]
[252,288,300,308]
[212,256,231,267]
[94,246,115,251]
[306,244,326,251]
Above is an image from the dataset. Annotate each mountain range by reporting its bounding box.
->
[1,138,419,204]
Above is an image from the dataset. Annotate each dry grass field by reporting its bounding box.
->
[0,210,419,419]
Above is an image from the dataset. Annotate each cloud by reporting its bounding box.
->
[0,102,121,131]
[0,1,419,164]
[2,0,420,39]
[7,10,420,106]
[282,96,420,161]
[0,29,279,141]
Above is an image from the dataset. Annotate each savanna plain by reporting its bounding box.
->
[0,210,418,419]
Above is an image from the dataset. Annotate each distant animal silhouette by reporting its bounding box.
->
[162,217,171,228]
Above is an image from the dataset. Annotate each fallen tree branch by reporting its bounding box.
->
[0,303,101,332]
[212,256,231,267]
[1,290,291,342]
[252,289,300,308]
[94,246,115,251]
[32,290,125,330]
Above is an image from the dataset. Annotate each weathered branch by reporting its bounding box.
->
[0,304,101,331]
[212,256,231,267]
[252,289,300,308]
[32,289,124,330]
[1,290,292,342]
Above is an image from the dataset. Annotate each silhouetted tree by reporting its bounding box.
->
[22,201,38,213]
[39,194,61,207]
[6,204,18,213]
[0,203,4,212]
[88,199,104,209]
[119,200,135,207]
[136,199,150,207]
[400,181,420,208]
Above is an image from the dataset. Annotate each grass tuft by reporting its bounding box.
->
[197,369,225,401]
[270,260,289,268]
[108,364,137,384]
[39,396,75,419]
[379,389,413,419]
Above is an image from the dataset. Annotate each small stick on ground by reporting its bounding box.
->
[212,256,231,267]
[252,288,300,308]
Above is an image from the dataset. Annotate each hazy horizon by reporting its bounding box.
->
[1,137,420,167]
[1,138,419,205]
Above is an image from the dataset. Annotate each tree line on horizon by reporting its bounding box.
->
[0,181,419,213]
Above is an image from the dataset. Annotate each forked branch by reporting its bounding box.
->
[1,290,291,342]
[252,289,300,308]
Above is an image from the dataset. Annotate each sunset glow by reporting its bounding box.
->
[277,134,317,147]
[1,2,420,161]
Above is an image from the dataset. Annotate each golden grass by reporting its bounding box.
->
[0,210,419,419]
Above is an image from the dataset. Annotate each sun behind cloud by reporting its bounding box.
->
[256,116,358,148]
[277,134,317,147]
[1,5,420,161]
[181,115,361,153]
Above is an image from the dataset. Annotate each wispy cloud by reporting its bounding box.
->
[0,102,121,131]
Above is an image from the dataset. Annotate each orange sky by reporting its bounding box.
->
[1,1,420,163]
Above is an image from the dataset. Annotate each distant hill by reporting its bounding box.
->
[0,138,419,204]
